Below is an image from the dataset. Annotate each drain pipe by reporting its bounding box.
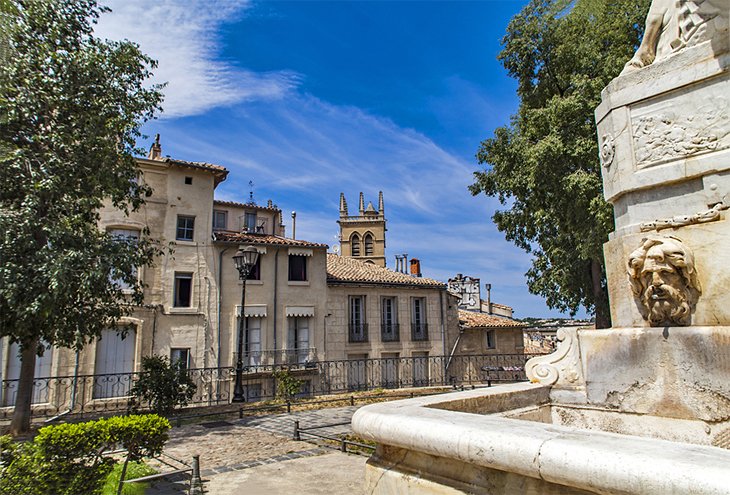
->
[273,248,280,363]
[45,343,80,423]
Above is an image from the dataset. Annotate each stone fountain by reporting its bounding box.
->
[352,2,730,493]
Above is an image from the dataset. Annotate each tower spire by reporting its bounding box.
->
[359,192,365,214]
[378,191,384,215]
[339,193,348,216]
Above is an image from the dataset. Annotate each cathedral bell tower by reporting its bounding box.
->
[338,191,387,267]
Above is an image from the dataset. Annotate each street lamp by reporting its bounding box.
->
[232,245,260,402]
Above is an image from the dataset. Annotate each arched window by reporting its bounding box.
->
[364,233,374,256]
[351,233,361,256]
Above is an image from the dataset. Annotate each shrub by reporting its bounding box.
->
[0,414,170,495]
[273,368,302,400]
[129,355,197,416]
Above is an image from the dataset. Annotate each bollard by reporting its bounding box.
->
[340,439,347,452]
[287,400,291,414]
[189,455,204,495]
[488,379,492,388]
[293,420,301,441]
[471,385,475,390]
[410,392,414,398]
[350,395,354,406]
[239,407,243,419]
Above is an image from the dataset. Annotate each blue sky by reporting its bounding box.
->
[96,0,588,319]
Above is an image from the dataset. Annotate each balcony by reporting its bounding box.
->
[411,323,428,341]
[381,323,400,342]
[234,348,317,368]
[349,323,368,343]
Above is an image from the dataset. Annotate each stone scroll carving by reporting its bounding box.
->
[627,235,701,326]
[640,201,728,232]
[600,134,615,168]
[623,0,727,74]
[525,327,583,387]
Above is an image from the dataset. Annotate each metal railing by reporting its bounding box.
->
[348,323,368,343]
[233,348,317,367]
[380,323,399,342]
[411,323,428,341]
[0,353,540,421]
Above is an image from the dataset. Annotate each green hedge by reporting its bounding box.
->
[0,414,170,495]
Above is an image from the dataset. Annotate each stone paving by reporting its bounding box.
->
[143,405,364,494]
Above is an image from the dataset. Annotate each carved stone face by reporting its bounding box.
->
[627,236,700,326]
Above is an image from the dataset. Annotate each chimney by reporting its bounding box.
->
[291,211,297,239]
[485,283,492,314]
[148,134,162,160]
[410,258,422,277]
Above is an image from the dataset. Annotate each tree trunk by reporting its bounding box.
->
[590,258,611,329]
[9,338,39,436]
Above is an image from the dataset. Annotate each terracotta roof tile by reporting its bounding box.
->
[165,158,228,185]
[327,254,444,288]
[458,310,526,330]
[213,231,328,248]
[214,199,281,212]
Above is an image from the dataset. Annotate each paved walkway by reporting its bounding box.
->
[145,405,365,494]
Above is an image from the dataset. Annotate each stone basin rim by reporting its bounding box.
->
[352,382,730,495]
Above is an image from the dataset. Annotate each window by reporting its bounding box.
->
[213,210,227,231]
[174,272,193,307]
[109,229,139,290]
[350,233,361,256]
[381,297,399,342]
[176,215,195,241]
[288,255,307,281]
[347,354,368,391]
[3,342,54,406]
[412,351,429,387]
[486,329,496,349]
[287,317,310,364]
[244,212,257,232]
[170,348,190,370]
[246,256,261,281]
[381,352,399,388]
[246,317,262,366]
[364,234,374,256]
[349,296,367,342]
[411,297,428,341]
[184,176,193,185]
[93,328,136,399]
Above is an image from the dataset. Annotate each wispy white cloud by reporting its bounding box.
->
[95,0,300,117]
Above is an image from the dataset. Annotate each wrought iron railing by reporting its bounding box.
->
[411,323,428,341]
[381,323,400,342]
[348,323,368,343]
[0,353,540,421]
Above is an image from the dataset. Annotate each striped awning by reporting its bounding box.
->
[288,247,313,257]
[286,306,314,317]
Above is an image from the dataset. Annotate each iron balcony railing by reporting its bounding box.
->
[411,323,428,341]
[0,353,543,421]
[348,323,368,343]
[381,323,400,342]
[234,348,317,367]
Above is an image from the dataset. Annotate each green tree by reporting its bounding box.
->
[0,0,163,434]
[129,355,197,416]
[470,0,649,327]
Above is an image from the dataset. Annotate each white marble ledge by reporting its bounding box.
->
[352,383,730,495]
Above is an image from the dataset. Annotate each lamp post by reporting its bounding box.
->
[232,245,260,403]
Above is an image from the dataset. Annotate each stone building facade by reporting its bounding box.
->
[338,192,387,267]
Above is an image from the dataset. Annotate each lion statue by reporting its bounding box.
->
[623,0,727,74]
[627,235,701,326]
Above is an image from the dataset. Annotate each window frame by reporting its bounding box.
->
[348,295,367,342]
[486,329,496,350]
[212,210,228,231]
[364,233,374,256]
[288,255,307,282]
[176,215,195,241]
[170,348,191,370]
[350,233,361,256]
[380,296,399,342]
[411,297,428,341]
[173,272,193,307]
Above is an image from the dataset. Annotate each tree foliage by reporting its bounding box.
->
[0,414,170,495]
[129,355,197,416]
[0,0,164,432]
[470,0,649,326]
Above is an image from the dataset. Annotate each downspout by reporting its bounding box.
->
[273,247,280,364]
[440,289,447,380]
[217,247,229,370]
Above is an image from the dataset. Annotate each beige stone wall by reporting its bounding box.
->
[456,327,525,356]
[325,284,454,360]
